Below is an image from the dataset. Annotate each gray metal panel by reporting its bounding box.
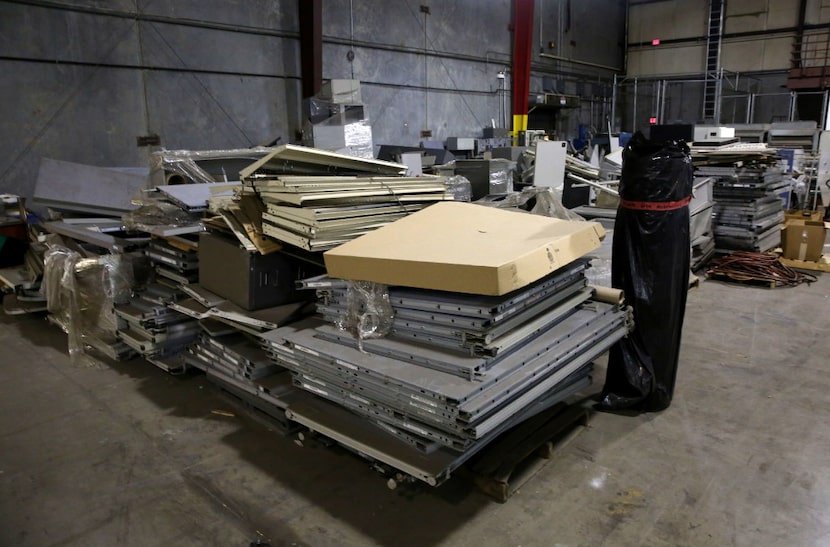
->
[156,182,241,210]
[284,374,591,487]
[239,144,406,180]
[33,158,150,214]
[262,303,627,405]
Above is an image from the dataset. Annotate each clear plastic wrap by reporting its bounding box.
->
[334,280,394,351]
[444,175,472,202]
[474,190,532,209]
[150,147,274,185]
[342,119,374,159]
[433,159,456,177]
[530,187,586,221]
[304,102,374,159]
[473,186,585,221]
[585,225,613,288]
[488,158,515,194]
[42,246,150,366]
[43,247,84,361]
[123,197,202,232]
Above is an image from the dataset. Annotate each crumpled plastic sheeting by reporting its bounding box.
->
[530,187,585,221]
[444,175,472,202]
[123,198,202,232]
[584,228,613,288]
[474,187,584,221]
[334,280,394,352]
[42,247,149,366]
[488,158,515,194]
[341,119,374,160]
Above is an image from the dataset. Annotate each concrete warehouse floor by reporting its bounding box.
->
[1,269,829,546]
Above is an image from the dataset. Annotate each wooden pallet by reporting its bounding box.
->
[464,402,590,502]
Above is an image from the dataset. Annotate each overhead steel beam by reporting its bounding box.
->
[511,0,534,136]
[298,0,322,99]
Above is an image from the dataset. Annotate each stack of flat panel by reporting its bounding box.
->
[147,238,199,285]
[263,262,631,458]
[262,301,630,454]
[114,234,203,373]
[690,176,716,269]
[252,175,453,251]
[702,165,788,252]
[115,283,200,372]
[186,330,297,411]
[315,260,592,367]
[236,145,452,252]
[156,182,240,213]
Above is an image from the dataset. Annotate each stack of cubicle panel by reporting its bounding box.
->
[187,329,297,419]
[706,165,788,252]
[254,176,452,251]
[114,283,200,373]
[261,262,632,485]
[237,145,456,252]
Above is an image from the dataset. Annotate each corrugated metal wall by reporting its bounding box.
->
[0,0,627,201]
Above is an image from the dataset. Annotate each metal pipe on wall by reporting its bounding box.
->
[611,73,618,133]
[423,7,429,132]
[822,90,829,130]
[789,91,797,121]
[348,0,355,79]
[654,80,660,124]
[633,78,638,133]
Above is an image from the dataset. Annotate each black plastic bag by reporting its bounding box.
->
[600,132,693,412]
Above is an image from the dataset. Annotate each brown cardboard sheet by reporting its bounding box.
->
[324,201,605,296]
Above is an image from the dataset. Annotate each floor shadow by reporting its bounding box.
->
[4,309,652,545]
[214,408,492,547]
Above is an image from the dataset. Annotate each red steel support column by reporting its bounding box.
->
[299,0,322,98]
[512,0,534,136]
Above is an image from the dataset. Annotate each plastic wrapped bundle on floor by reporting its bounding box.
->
[42,247,150,366]
[600,132,693,412]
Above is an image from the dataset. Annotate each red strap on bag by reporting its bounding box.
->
[619,196,691,211]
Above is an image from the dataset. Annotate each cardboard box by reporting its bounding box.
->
[785,209,823,222]
[781,219,827,262]
[199,232,302,310]
[324,201,605,296]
